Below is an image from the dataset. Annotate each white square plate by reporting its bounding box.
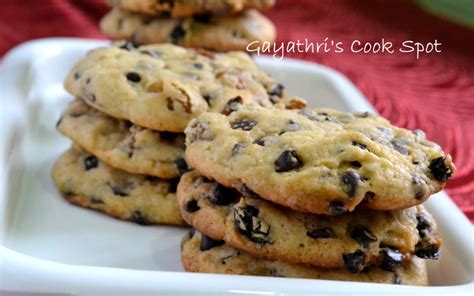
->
[0,38,472,295]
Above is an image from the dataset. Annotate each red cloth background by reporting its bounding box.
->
[1,0,473,220]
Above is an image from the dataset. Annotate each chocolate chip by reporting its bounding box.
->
[380,247,403,272]
[126,72,141,83]
[119,41,137,51]
[364,191,375,202]
[208,184,239,206]
[350,161,362,168]
[415,244,440,259]
[275,150,302,172]
[317,112,332,122]
[90,197,104,204]
[234,205,271,244]
[284,119,300,132]
[231,119,257,131]
[298,109,319,121]
[132,210,150,225]
[416,214,431,234]
[200,234,225,251]
[306,228,336,239]
[175,158,190,175]
[352,141,368,150]
[429,156,453,182]
[193,63,204,69]
[184,199,200,213]
[84,156,99,171]
[254,138,266,146]
[412,176,426,200]
[231,143,246,156]
[329,201,347,214]
[254,135,278,147]
[170,23,185,44]
[354,111,370,118]
[411,129,426,138]
[237,183,261,199]
[111,186,130,197]
[340,171,360,198]
[74,72,81,80]
[140,50,161,57]
[350,226,377,248]
[343,250,366,273]
[193,14,212,23]
[268,83,284,98]
[223,96,243,115]
[415,213,440,260]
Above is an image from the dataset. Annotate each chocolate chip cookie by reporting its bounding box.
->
[100,8,276,52]
[185,106,455,214]
[57,99,187,179]
[64,44,283,132]
[181,230,428,286]
[51,147,185,225]
[177,171,441,270]
[107,0,276,17]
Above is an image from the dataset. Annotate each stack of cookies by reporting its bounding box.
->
[51,42,286,226]
[178,106,456,285]
[100,0,277,52]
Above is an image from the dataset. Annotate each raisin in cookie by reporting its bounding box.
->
[65,44,283,132]
[177,171,441,270]
[100,8,276,52]
[107,0,275,17]
[181,230,428,286]
[57,99,187,179]
[185,106,455,214]
[51,147,185,226]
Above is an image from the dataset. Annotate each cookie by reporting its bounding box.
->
[177,171,441,270]
[181,230,428,286]
[51,147,185,226]
[107,0,276,17]
[100,8,276,52]
[64,44,283,132]
[57,99,187,179]
[185,106,455,214]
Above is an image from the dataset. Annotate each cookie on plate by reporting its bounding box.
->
[51,147,185,226]
[177,171,441,270]
[107,0,276,17]
[185,106,455,214]
[181,230,428,286]
[64,43,283,132]
[100,8,276,52]
[57,99,187,179]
